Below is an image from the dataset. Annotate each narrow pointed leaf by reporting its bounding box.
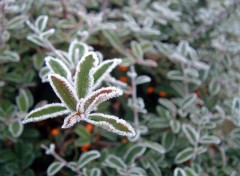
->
[68,40,88,64]
[85,113,135,137]
[78,150,100,168]
[23,103,69,124]
[75,52,99,99]
[93,59,121,89]
[45,56,71,80]
[49,74,78,111]
[62,112,81,129]
[83,87,123,114]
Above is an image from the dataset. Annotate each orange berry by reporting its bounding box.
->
[51,128,59,136]
[118,66,128,72]
[119,76,128,83]
[85,124,93,133]
[196,90,201,97]
[81,143,91,152]
[158,91,167,97]
[121,138,128,144]
[125,93,131,98]
[147,86,154,94]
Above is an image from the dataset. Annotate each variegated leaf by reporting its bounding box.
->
[62,112,81,129]
[49,74,78,111]
[35,15,48,32]
[84,113,135,137]
[75,52,99,99]
[68,40,88,64]
[23,103,69,124]
[124,145,146,165]
[77,150,101,168]
[45,56,71,80]
[82,87,123,114]
[93,59,121,89]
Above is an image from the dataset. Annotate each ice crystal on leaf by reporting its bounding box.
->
[23,51,135,137]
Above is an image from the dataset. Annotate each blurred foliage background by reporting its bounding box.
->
[1,0,240,175]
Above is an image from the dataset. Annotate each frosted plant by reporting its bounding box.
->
[23,52,135,137]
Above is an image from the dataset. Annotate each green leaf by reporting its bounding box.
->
[47,161,64,176]
[75,52,99,99]
[16,89,30,112]
[159,99,177,113]
[182,124,198,145]
[124,145,146,165]
[174,167,187,176]
[149,159,162,176]
[199,135,220,144]
[7,15,27,29]
[68,40,88,64]
[90,168,102,176]
[103,30,122,49]
[27,34,45,47]
[45,56,71,80]
[162,131,176,152]
[49,74,78,111]
[0,149,17,163]
[181,94,197,110]
[139,140,165,154]
[9,120,23,138]
[93,59,121,88]
[78,150,100,168]
[74,125,91,146]
[23,103,69,124]
[105,155,127,171]
[0,51,20,63]
[175,147,194,164]
[131,41,143,59]
[170,120,181,133]
[85,113,135,137]
[35,15,48,32]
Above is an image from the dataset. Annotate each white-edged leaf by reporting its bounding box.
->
[23,103,69,124]
[129,167,147,176]
[45,56,71,80]
[75,52,99,99]
[199,135,220,144]
[124,145,146,165]
[62,112,80,129]
[0,51,20,63]
[7,15,27,29]
[175,147,194,164]
[170,120,181,133]
[184,167,198,176]
[47,161,64,176]
[131,41,143,59]
[181,94,197,110]
[16,89,30,112]
[159,99,177,113]
[162,131,176,152]
[9,120,23,138]
[182,124,198,145]
[35,15,48,32]
[39,66,50,82]
[93,59,121,89]
[84,113,135,137]
[27,34,45,47]
[40,28,55,39]
[136,75,151,85]
[105,155,127,171]
[103,30,122,49]
[68,40,89,64]
[78,150,100,168]
[90,168,102,176]
[139,141,165,154]
[149,159,162,176]
[167,70,184,80]
[49,74,78,111]
[174,167,187,176]
[82,87,123,114]
[209,80,220,96]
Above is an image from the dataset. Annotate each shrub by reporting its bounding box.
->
[1,0,240,175]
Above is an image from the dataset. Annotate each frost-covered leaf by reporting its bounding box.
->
[75,52,99,99]
[39,66,50,82]
[27,34,45,47]
[9,120,23,138]
[23,103,69,124]
[124,145,146,165]
[105,155,127,171]
[149,159,162,176]
[167,70,184,80]
[90,168,102,176]
[131,41,143,59]
[47,161,64,176]
[175,147,194,164]
[45,56,71,80]
[136,75,151,85]
[129,167,147,176]
[93,59,121,89]
[62,112,80,129]
[181,94,197,110]
[103,30,122,49]
[184,167,198,176]
[170,120,181,133]
[83,87,123,114]
[49,74,78,111]
[7,15,27,29]
[68,40,88,64]
[182,124,198,145]
[162,131,176,152]
[78,150,100,168]
[159,99,177,113]
[174,168,186,176]
[0,51,20,63]
[85,113,135,137]
[199,135,220,144]
[139,141,165,154]
[40,28,55,39]
[35,15,48,32]
[16,89,30,112]
[209,80,221,96]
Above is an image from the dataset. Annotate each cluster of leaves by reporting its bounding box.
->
[1,0,240,175]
